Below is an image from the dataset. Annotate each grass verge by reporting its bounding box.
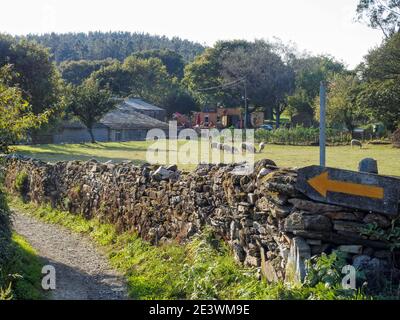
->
[1,233,46,300]
[15,141,400,176]
[8,195,371,300]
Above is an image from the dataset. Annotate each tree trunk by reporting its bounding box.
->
[88,127,96,143]
[275,109,281,129]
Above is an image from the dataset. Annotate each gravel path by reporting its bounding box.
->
[11,211,128,300]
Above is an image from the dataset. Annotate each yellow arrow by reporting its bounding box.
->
[307,171,384,199]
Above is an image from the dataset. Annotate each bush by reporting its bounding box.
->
[255,126,352,146]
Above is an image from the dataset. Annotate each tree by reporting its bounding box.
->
[315,74,365,135]
[356,0,400,37]
[183,40,254,108]
[357,32,400,131]
[59,59,117,85]
[0,65,48,153]
[163,87,199,117]
[92,56,174,106]
[220,42,295,127]
[358,80,400,131]
[132,49,185,79]
[183,48,223,107]
[89,61,132,96]
[360,32,400,81]
[18,32,205,63]
[0,35,61,116]
[287,55,345,125]
[65,80,116,143]
[0,35,61,143]
[122,56,173,104]
[286,89,314,121]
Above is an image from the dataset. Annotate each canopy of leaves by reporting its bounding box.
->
[18,32,205,63]
[183,40,295,117]
[221,42,295,124]
[361,32,400,81]
[356,0,400,37]
[64,80,116,143]
[59,59,117,85]
[358,80,400,131]
[0,34,61,116]
[0,65,48,153]
[358,32,400,131]
[91,56,174,106]
[286,55,346,123]
[315,73,365,133]
[132,49,185,79]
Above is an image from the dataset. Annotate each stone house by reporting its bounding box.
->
[50,99,169,144]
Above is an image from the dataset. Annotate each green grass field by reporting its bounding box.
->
[14,140,400,176]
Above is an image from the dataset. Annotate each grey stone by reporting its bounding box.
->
[358,158,378,174]
[306,239,322,246]
[257,168,271,179]
[263,260,279,283]
[285,237,311,283]
[333,220,365,234]
[244,254,260,267]
[338,245,363,254]
[232,243,246,263]
[152,166,173,180]
[363,214,391,229]
[374,250,391,259]
[247,193,256,205]
[288,198,343,213]
[284,211,332,233]
[353,255,371,270]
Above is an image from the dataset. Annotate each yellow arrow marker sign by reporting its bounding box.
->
[308,171,384,200]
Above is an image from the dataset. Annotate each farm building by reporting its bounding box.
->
[49,99,169,144]
[120,98,167,122]
[193,107,243,128]
[193,107,264,129]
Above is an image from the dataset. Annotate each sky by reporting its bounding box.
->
[1,0,384,68]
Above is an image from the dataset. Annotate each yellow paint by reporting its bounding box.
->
[308,171,384,199]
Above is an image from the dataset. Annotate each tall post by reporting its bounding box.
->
[244,80,248,130]
[319,81,326,167]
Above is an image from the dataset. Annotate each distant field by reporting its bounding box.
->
[15,141,400,176]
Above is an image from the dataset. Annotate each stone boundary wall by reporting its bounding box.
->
[2,155,399,285]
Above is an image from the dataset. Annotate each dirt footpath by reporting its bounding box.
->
[12,211,128,300]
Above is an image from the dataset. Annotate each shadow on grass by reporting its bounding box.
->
[7,234,47,300]
[23,142,150,153]
[16,150,148,165]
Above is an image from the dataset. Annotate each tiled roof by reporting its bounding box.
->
[123,98,165,111]
[100,107,169,130]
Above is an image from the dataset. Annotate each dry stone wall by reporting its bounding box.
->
[2,155,400,286]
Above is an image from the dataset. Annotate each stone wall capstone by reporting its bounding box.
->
[2,155,400,286]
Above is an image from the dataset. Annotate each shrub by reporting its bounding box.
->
[255,126,352,146]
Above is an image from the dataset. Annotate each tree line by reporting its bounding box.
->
[1,1,400,148]
[18,32,205,63]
